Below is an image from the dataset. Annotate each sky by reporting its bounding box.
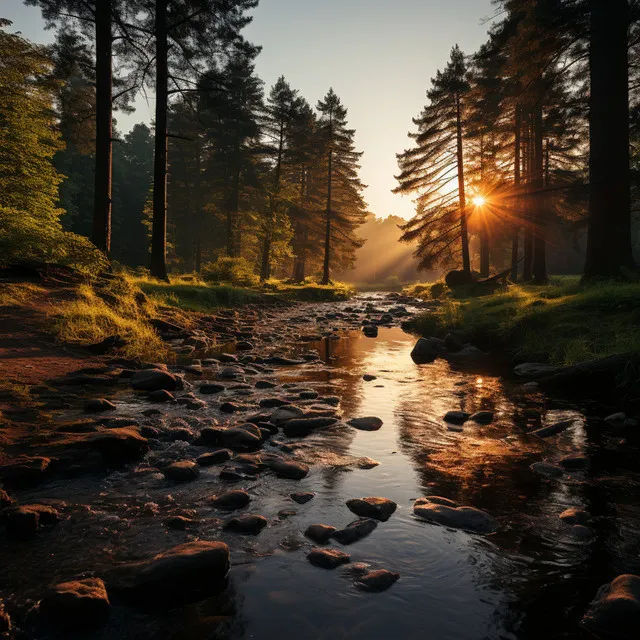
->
[1,0,496,220]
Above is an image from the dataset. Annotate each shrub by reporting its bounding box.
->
[201,257,259,287]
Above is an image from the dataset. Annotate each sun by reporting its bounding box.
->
[472,195,486,207]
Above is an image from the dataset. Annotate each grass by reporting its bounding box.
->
[261,279,354,301]
[0,282,47,306]
[51,279,170,362]
[405,276,640,366]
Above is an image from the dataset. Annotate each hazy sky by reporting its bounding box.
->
[1,0,496,220]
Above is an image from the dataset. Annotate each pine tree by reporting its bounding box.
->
[316,89,367,285]
[395,46,472,276]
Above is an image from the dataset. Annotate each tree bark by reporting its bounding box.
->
[194,139,202,274]
[511,105,521,281]
[321,148,332,285]
[150,0,169,281]
[584,0,634,278]
[456,94,471,278]
[532,103,547,283]
[522,113,533,281]
[92,0,113,257]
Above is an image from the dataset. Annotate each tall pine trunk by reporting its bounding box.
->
[522,112,533,281]
[455,94,471,278]
[150,0,169,281]
[511,105,521,281]
[92,0,113,257]
[194,140,203,274]
[261,126,284,281]
[321,149,332,285]
[532,103,547,283]
[584,0,634,277]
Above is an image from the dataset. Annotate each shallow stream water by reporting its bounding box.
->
[2,295,640,639]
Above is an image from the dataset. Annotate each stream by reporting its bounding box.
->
[1,293,640,639]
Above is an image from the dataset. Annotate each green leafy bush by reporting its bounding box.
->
[201,257,259,287]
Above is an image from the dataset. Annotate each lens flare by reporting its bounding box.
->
[472,196,486,207]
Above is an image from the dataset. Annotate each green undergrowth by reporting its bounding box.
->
[0,282,47,306]
[51,277,169,362]
[261,279,354,302]
[405,276,640,366]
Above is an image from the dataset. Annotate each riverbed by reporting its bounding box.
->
[1,293,639,639]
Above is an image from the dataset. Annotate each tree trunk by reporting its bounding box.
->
[260,231,271,281]
[194,140,202,274]
[480,232,490,278]
[584,0,634,278]
[511,105,522,281]
[455,94,471,277]
[522,113,533,281]
[92,0,113,257]
[150,0,169,281]
[321,149,332,285]
[532,103,547,283]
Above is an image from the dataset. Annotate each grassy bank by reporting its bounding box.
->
[405,276,640,366]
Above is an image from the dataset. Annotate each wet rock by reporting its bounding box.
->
[0,456,51,489]
[469,411,494,424]
[362,325,378,338]
[87,428,149,464]
[162,461,199,483]
[266,356,306,366]
[444,333,464,352]
[331,518,378,545]
[348,416,383,431]
[219,353,239,364]
[362,374,377,381]
[282,417,338,437]
[6,504,61,539]
[84,398,117,413]
[176,394,206,410]
[165,427,195,442]
[514,363,560,378]
[605,412,627,427]
[410,337,446,364]
[111,541,230,607]
[270,405,305,425]
[196,449,233,466]
[199,383,225,395]
[307,547,351,569]
[165,516,196,530]
[131,369,178,392]
[291,492,315,504]
[236,341,253,351]
[346,497,397,522]
[219,401,249,413]
[582,574,640,639]
[39,578,110,629]
[530,418,577,438]
[218,366,244,380]
[355,569,400,592]
[218,425,262,452]
[356,457,380,469]
[530,461,564,478]
[559,508,591,526]
[559,455,588,470]
[224,514,268,535]
[571,524,595,541]
[269,458,309,480]
[299,390,319,400]
[259,397,289,408]
[148,389,176,403]
[321,396,341,406]
[416,496,458,507]
[413,500,498,534]
[443,411,470,425]
[255,380,277,389]
[211,489,250,510]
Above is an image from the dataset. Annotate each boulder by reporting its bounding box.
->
[255,380,277,389]
[130,369,178,392]
[162,461,199,483]
[346,497,397,522]
[331,518,378,545]
[87,428,149,464]
[413,499,498,534]
[259,398,289,408]
[362,325,378,338]
[443,411,470,425]
[211,490,250,510]
[291,492,315,504]
[199,383,225,395]
[39,578,110,629]
[410,337,446,364]
[269,458,309,480]
[355,569,400,592]
[582,574,640,639]
[196,449,233,466]
[270,405,305,425]
[224,514,267,535]
[307,548,351,569]
[84,398,116,413]
[559,508,591,526]
[348,417,383,432]
[305,524,337,544]
[469,411,494,424]
[218,426,262,452]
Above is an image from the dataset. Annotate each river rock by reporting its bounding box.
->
[299,390,319,399]
[84,398,116,413]
[514,363,561,378]
[259,397,289,408]
[307,548,351,569]
[282,417,338,437]
[111,541,229,607]
[305,524,337,544]
[530,461,564,478]
[348,416,383,431]
[269,458,309,479]
[443,411,470,425]
[211,489,250,510]
[0,456,51,489]
[530,418,577,438]
[413,500,498,534]
[415,496,459,507]
[87,428,149,464]
[131,369,178,392]
[559,455,588,470]
[165,516,196,530]
[355,569,400,592]
[39,578,110,629]
[291,492,315,504]
[6,504,61,539]
[410,337,446,364]
[224,514,268,535]
[218,425,262,452]
[148,389,176,403]
[346,497,397,522]
[196,449,233,466]
[362,325,378,338]
[199,383,225,395]
[270,405,305,425]
[331,518,378,545]
[470,411,494,424]
[605,412,627,427]
[362,374,377,381]
[571,524,595,541]
[559,508,591,526]
[582,574,640,639]
[255,380,277,389]
[162,461,199,482]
